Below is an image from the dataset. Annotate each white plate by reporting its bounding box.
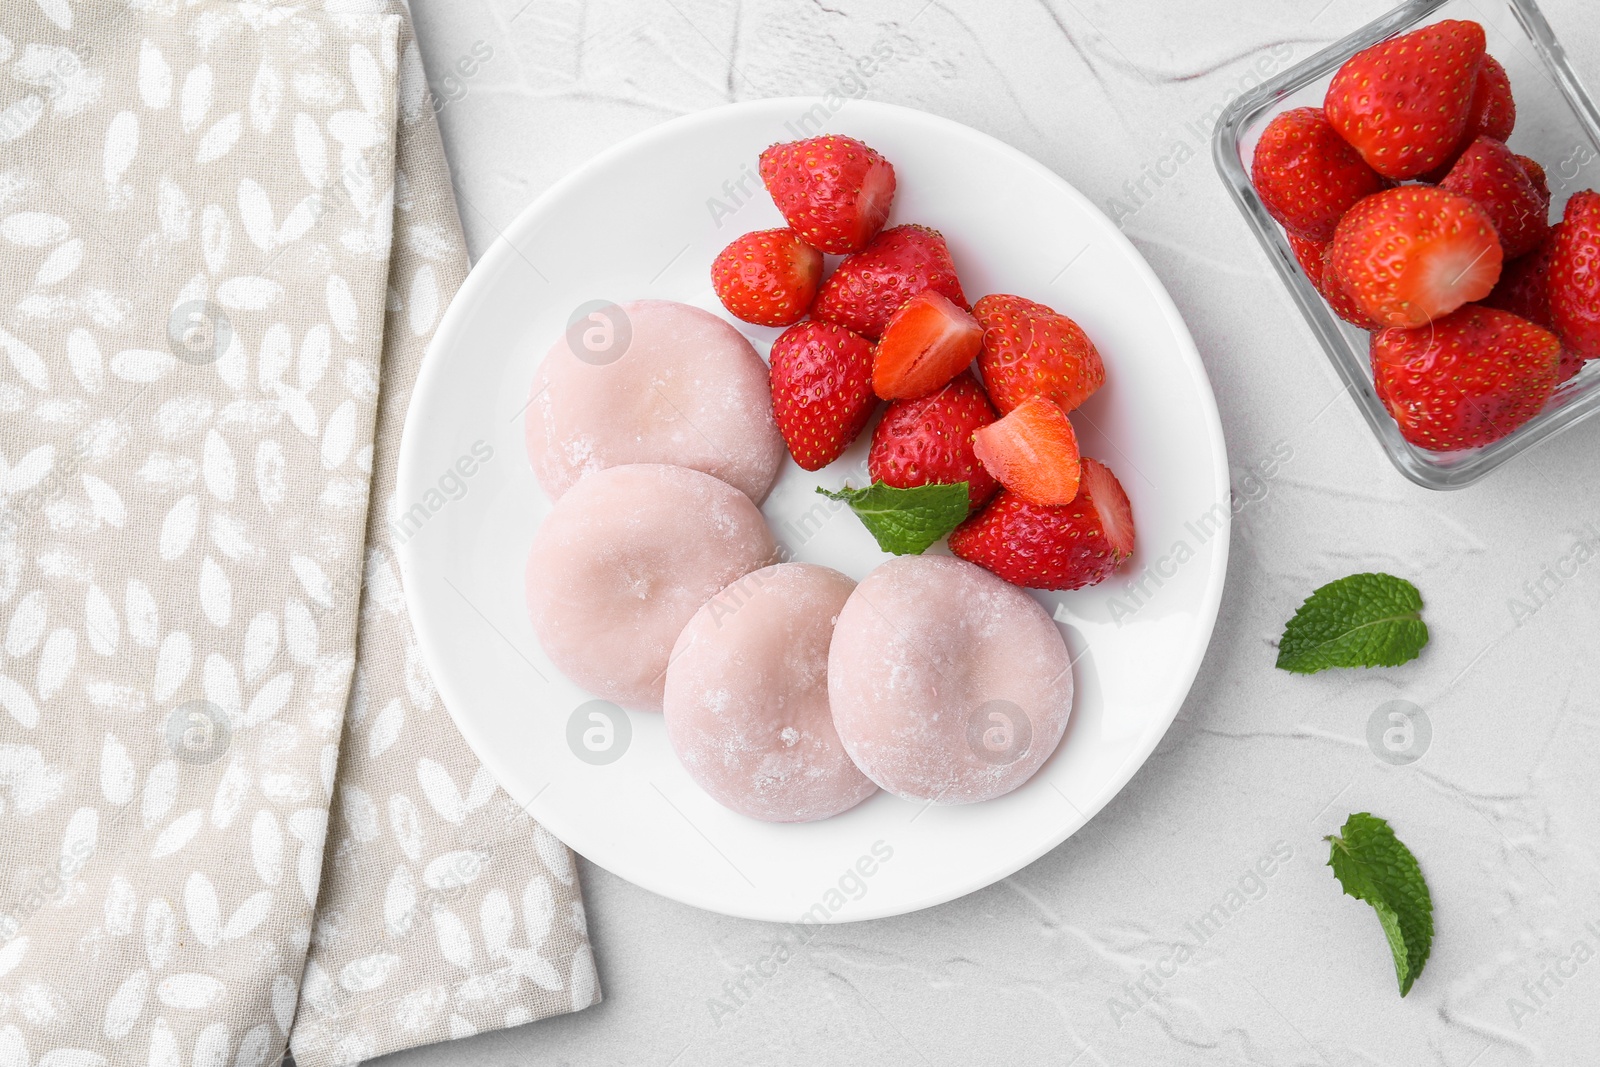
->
[397,99,1229,923]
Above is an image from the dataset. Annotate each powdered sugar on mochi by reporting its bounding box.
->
[526,464,778,712]
[828,555,1073,804]
[526,299,785,503]
[664,563,877,823]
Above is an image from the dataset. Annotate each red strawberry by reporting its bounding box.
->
[1288,232,1383,329]
[1287,232,1327,282]
[1548,190,1600,358]
[1558,347,1586,384]
[872,290,983,399]
[1251,107,1389,242]
[1517,155,1548,202]
[768,320,877,471]
[1440,137,1550,259]
[1420,54,1517,181]
[973,294,1106,414]
[1371,304,1559,450]
[813,224,967,340]
[1325,20,1486,179]
[1484,228,1584,383]
[867,371,997,511]
[1328,186,1502,327]
[1484,226,1559,331]
[972,397,1081,506]
[758,135,896,255]
[949,459,1135,591]
[711,228,822,327]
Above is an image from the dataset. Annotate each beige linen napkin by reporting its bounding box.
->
[0,3,597,1064]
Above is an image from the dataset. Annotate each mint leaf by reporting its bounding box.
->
[1326,812,1434,996]
[1275,572,1427,673]
[817,481,969,555]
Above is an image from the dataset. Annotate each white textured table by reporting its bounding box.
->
[385,2,1600,1064]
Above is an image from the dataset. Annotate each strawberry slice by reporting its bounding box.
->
[1371,304,1560,450]
[813,224,967,340]
[971,397,1081,506]
[1328,186,1502,328]
[872,290,983,400]
[973,294,1105,414]
[768,320,878,471]
[711,228,822,327]
[1548,190,1600,359]
[1289,233,1382,329]
[1251,107,1389,242]
[759,135,896,255]
[1440,136,1550,259]
[949,458,1135,591]
[868,371,998,511]
[1325,19,1486,179]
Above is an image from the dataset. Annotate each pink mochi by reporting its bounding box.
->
[664,563,877,823]
[828,555,1074,804]
[525,464,777,711]
[525,299,785,503]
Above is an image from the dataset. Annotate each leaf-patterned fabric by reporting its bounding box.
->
[0,3,598,1064]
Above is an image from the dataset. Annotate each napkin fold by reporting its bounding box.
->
[0,3,597,1064]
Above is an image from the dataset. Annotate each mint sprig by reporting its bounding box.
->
[1326,812,1434,996]
[817,481,969,556]
[1275,572,1427,673]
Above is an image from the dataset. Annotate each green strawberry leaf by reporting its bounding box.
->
[817,481,969,556]
[1326,812,1434,996]
[1275,572,1427,673]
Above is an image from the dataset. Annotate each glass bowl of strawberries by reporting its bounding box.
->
[1214,0,1600,488]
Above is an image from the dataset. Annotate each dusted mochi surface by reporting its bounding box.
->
[526,299,785,503]
[664,563,877,823]
[526,463,777,712]
[828,555,1073,803]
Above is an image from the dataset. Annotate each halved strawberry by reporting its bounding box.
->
[971,397,1081,506]
[768,320,877,471]
[1328,186,1502,328]
[813,224,967,340]
[759,135,896,255]
[948,458,1134,591]
[1371,303,1559,450]
[1548,190,1600,359]
[1251,107,1389,242]
[1288,233,1383,329]
[1325,20,1486,179]
[711,228,822,327]
[973,294,1105,414]
[872,290,983,400]
[867,371,997,511]
[1440,136,1550,259]
[1421,54,1517,181]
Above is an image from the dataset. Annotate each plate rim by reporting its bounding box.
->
[397,97,1232,922]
